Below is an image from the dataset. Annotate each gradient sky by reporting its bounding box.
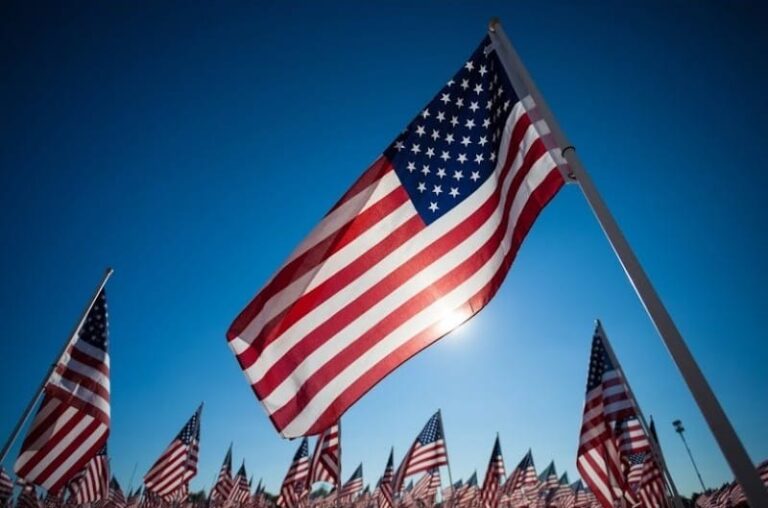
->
[1,1,767,499]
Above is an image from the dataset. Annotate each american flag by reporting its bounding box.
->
[636,456,666,508]
[394,412,448,491]
[278,438,310,508]
[456,473,478,508]
[410,469,440,506]
[143,405,201,499]
[16,481,39,508]
[308,423,341,489]
[230,463,250,505]
[105,477,126,508]
[42,491,62,508]
[126,487,143,508]
[537,462,558,494]
[376,448,395,508]
[480,436,505,508]
[568,481,590,508]
[65,445,109,504]
[226,33,566,438]
[14,290,111,493]
[576,327,632,508]
[1,467,14,506]
[502,450,537,498]
[546,473,572,508]
[340,464,364,499]
[211,445,234,502]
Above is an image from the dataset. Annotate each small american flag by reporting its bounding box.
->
[16,481,39,508]
[227,34,566,438]
[410,468,440,507]
[105,477,126,508]
[576,327,631,508]
[308,423,341,489]
[278,438,310,508]
[339,464,364,499]
[126,487,143,508]
[211,445,234,502]
[376,448,395,508]
[15,290,111,493]
[230,463,250,505]
[479,436,505,508]
[1,467,14,506]
[502,450,536,498]
[394,412,448,491]
[65,445,109,504]
[456,472,478,508]
[143,405,201,499]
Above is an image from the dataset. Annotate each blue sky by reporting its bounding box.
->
[1,1,767,499]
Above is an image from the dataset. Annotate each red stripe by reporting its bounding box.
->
[38,420,106,493]
[257,123,542,403]
[228,158,391,341]
[268,142,553,430]
[17,407,87,478]
[55,366,110,404]
[67,346,110,377]
[19,398,67,448]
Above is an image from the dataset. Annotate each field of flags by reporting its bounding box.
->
[1,18,767,508]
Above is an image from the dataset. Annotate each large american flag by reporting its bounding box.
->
[211,445,234,502]
[394,412,448,491]
[66,445,109,504]
[339,464,364,499]
[376,448,395,508]
[14,290,111,493]
[576,328,633,508]
[479,436,505,508]
[308,423,341,489]
[278,438,310,508]
[226,34,566,438]
[143,405,201,499]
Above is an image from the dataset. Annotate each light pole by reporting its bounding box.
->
[673,419,707,492]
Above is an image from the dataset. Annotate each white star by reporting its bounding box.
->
[411,143,421,154]
[478,136,488,146]
[460,136,471,147]
[503,100,510,111]
[473,83,483,94]
[465,118,476,129]
[450,116,459,127]
[394,140,405,151]
[482,118,491,128]
[429,202,439,212]
[486,99,493,110]
[436,168,447,178]
[421,164,430,175]
[470,171,480,181]
[474,153,485,164]
[455,98,464,108]
[417,182,426,193]
[479,65,488,76]
[440,150,450,161]
[415,125,426,137]
[421,108,431,119]
[440,93,451,104]
[461,78,469,90]
[457,153,468,164]
[449,187,460,198]
[436,111,446,122]
[445,133,455,144]
[465,60,474,71]
[425,147,435,158]
[407,161,416,172]
[432,184,443,195]
[453,170,464,180]
[431,129,440,141]
[447,79,455,87]
[490,152,496,161]
[469,101,479,112]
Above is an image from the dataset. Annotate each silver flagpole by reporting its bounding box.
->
[0,267,114,465]
[487,18,767,506]
[436,410,455,508]
[595,320,684,508]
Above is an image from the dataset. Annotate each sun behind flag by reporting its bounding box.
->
[226,31,566,438]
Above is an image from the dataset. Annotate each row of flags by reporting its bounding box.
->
[694,461,768,508]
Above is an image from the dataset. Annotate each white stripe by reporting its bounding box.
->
[46,373,110,418]
[23,412,95,481]
[43,423,107,490]
[14,404,77,471]
[281,145,557,435]
[237,100,530,366]
[263,120,554,414]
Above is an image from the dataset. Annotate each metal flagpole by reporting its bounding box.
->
[436,410,455,508]
[487,18,768,507]
[595,320,684,508]
[0,267,114,465]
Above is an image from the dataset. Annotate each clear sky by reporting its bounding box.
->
[1,0,767,499]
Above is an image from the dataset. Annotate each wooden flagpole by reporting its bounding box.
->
[487,19,767,506]
[0,267,114,465]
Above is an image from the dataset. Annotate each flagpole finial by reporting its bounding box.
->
[106,267,115,276]
[488,18,501,33]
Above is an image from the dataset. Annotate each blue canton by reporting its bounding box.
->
[79,291,108,351]
[416,412,444,445]
[586,331,615,391]
[384,36,520,225]
[177,409,201,444]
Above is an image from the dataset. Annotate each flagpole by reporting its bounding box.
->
[488,19,768,507]
[596,320,684,508]
[436,410,454,508]
[0,267,114,465]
